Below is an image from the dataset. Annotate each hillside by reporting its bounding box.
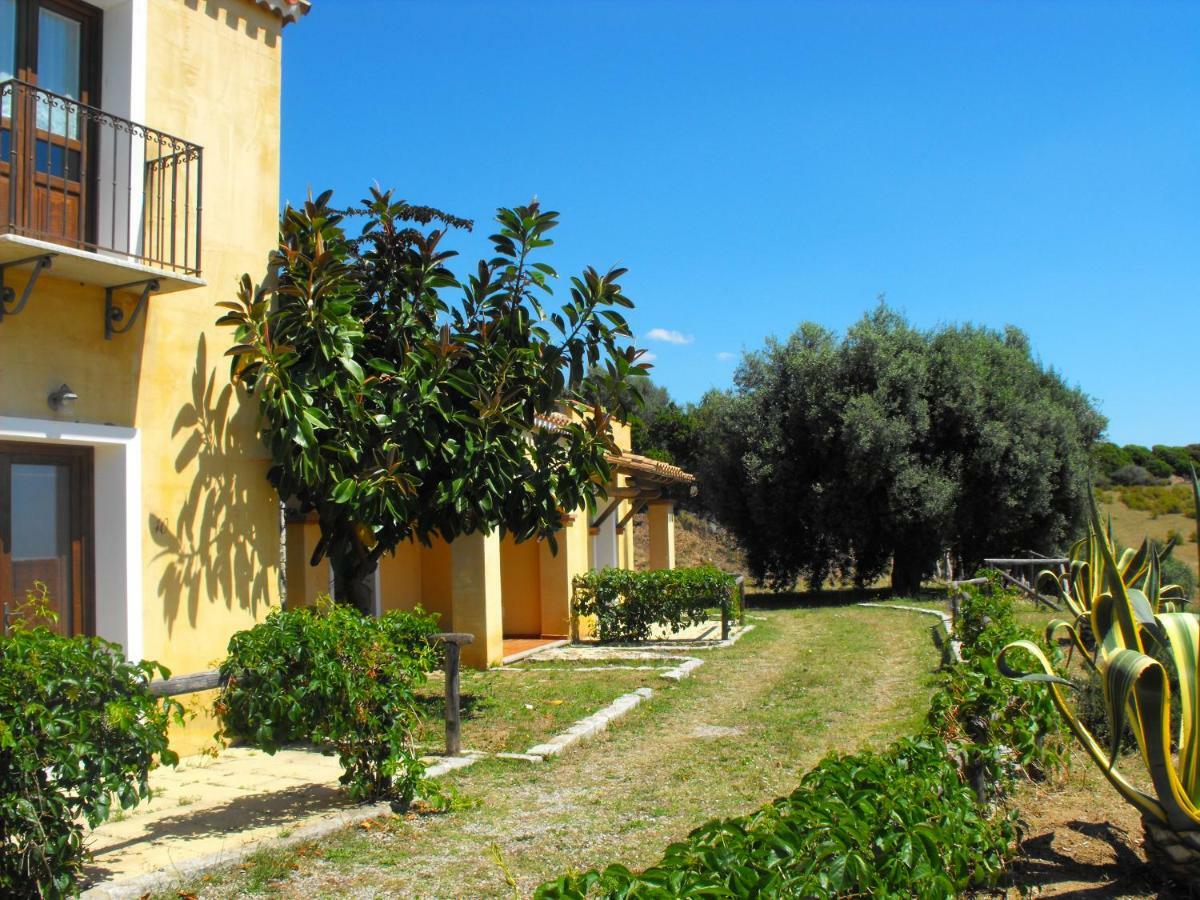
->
[632,509,746,574]
[1097,489,1198,579]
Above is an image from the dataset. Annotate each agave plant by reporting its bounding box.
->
[1038,524,1185,639]
[1000,479,1200,887]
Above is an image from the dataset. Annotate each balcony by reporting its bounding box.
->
[0,79,203,294]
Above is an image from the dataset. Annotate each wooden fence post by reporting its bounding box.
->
[436,632,474,757]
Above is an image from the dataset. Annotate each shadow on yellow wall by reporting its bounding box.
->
[183,0,280,47]
[151,334,273,634]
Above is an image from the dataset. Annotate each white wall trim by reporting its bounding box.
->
[0,416,143,661]
[94,0,148,254]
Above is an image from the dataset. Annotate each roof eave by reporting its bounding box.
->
[255,0,311,24]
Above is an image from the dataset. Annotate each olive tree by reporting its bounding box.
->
[699,306,1105,594]
[220,189,645,612]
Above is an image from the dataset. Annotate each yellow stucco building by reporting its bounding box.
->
[285,418,694,669]
[0,0,306,753]
[0,0,692,755]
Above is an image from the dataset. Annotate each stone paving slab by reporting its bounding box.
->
[81,746,484,899]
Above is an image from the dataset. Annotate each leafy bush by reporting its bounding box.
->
[216,601,439,803]
[1110,463,1159,486]
[536,737,1018,899]
[1,586,180,897]
[1161,554,1196,601]
[572,566,737,641]
[537,581,1060,898]
[1117,484,1196,517]
[1092,442,1133,477]
[928,582,1066,796]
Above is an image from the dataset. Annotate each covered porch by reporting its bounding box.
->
[283,450,694,670]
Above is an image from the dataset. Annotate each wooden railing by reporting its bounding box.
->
[147,631,475,757]
[982,558,1067,609]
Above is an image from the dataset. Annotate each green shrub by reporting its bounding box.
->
[536,737,1018,899]
[928,584,1066,796]
[216,600,439,803]
[0,586,180,897]
[1111,463,1159,486]
[1161,554,1196,601]
[572,566,737,641]
[537,583,1060,898]
[1117,484,1196,517]
[1092,441,1132,476]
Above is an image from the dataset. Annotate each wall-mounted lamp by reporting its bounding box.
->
[47,383,78,413]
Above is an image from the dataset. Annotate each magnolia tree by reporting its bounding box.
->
[221,190,646,613]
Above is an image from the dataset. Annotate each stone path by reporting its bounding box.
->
[81,747,480,898]
[81,625,748,897]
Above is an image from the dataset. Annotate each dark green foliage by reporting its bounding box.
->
[220,190,645,612]
[1161,554,1196,601]
[1152,445,1195,478]
[1111,463,1159,486]
[928,581,1067,794]
[0,587,181,897]
[216,602,439,803]
[572,566,737,641]
[1092,442,1133,477]
[697,306,1104,592]
[536,587,1064,899]
[536,737,1017,899]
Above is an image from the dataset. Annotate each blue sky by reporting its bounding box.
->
[280,1,1198,446]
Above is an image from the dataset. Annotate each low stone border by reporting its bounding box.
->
[660,657,704,681]
[856,602,961,663]
[526,687,653,759]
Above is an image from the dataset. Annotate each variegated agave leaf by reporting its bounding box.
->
[1000,488,1200,835]
[997,640,1167,824]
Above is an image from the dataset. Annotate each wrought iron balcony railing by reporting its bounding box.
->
[0,79,202,277]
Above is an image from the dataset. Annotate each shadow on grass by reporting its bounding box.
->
[413,692,485,721]
[746,587,896,609]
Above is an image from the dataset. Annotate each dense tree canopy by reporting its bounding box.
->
[221,189,646,612]
[698,306,1105,593]
[1092,441,1200,484]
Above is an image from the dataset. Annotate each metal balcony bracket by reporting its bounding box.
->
[0,253,56,323]
[105,278,161,340]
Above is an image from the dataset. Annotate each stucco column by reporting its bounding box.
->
[647,500,676,570]
[451,530,504,668]
[539,514,584,638]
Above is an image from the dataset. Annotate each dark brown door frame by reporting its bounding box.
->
[6,0,102,247]
[0,440,94,637]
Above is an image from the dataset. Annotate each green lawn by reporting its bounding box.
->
[412,666,662,755]
[159,600,941,899]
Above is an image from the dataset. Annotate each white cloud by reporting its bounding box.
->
[645,328,694,345]
[640,351,658,363]
[716,351,735,361]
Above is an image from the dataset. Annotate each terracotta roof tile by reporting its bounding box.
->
[255,0,310,23]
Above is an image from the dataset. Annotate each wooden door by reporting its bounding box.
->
[0,442,93,636]
[0,0,100,246]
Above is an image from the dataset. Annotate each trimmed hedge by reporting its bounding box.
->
[572,566,737,641]
[537,584,1063,898]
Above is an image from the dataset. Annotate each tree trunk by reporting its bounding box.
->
[891,553,926,596]
[333,559,378,616]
